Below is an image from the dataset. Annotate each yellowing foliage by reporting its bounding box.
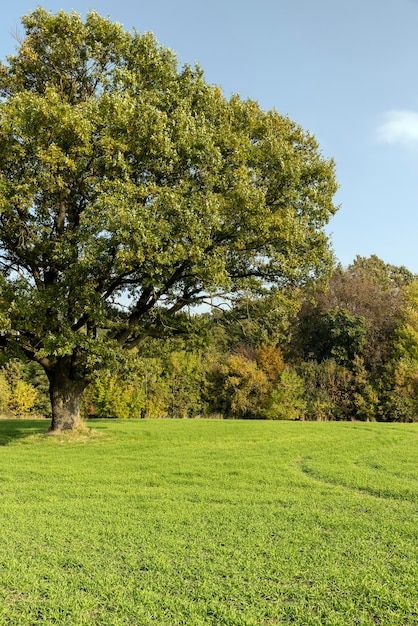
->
[8,380,38,416]
[256,345,285,383]
[0,372,11,414]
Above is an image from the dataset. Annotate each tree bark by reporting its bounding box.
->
[47,361,88,432]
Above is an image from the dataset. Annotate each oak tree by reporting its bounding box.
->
[0,9,337,430]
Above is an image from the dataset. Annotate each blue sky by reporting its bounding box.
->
[1,0,418,270]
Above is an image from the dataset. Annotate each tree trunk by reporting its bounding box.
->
[47,361,88,432]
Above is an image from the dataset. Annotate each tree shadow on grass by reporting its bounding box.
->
[0,419,49,445]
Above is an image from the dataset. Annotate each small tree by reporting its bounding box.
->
[0,9,337,431]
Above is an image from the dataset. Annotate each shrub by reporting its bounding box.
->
[165,351,208,418]
[298,359,350,420]
[264,367,306,420]
[351,357,379,421]
[0,361,39,417]
[210,353,269,418]
[256,344,285,383]
[381,392,416,423]
[8,379,38,416]
[90,374,145,420]
[0,372,10,415]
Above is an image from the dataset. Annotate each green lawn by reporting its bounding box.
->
[0,419,416,625]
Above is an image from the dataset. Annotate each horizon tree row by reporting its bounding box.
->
[2,255,417,422]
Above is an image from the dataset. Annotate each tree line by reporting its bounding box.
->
[3,255,417,422]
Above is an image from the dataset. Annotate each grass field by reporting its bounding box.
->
[0,419,416,625]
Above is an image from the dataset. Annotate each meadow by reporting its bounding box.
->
[0,419,416,625]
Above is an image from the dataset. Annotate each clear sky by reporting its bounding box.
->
[1,0,418,270]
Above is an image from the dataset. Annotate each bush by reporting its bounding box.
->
[264,367,306,420]
[0,361,39,417]
[84,351,208,419]
[0,372,11,415]
[351,357,379,421]
[298,359,349,420]
[89,373,145,420]
[378,358,418,422]
[8,380,38,416]
[165,351,208,418]
[210,353,269,418]
[256,345,285,383]
[381,392,417,423]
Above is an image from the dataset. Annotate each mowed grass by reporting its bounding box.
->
[0,420,416,626]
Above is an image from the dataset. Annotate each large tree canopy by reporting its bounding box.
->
[0,9,337,430]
